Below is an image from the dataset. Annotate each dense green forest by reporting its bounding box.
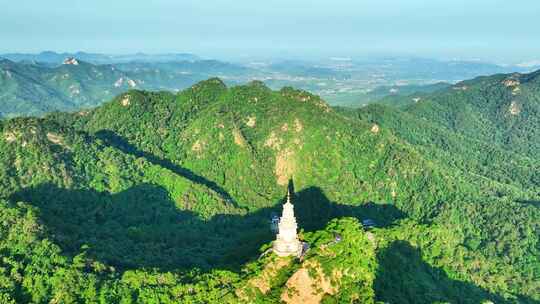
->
[0,71,539,302]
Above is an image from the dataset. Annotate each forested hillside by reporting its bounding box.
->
[0,58,250,118]
[364,70,540,158]
[356,70,540,195]
[0,77,538,303]
[0,59,134,117]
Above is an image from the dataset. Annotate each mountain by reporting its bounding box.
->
[2,54,535,119]
[406,70,540,158]
[0,59,68,117]
[363,69,540,160]
[0,59,253,118]
[0,77,538,303]
[260,57,532,106]
[0,51,199,64]
[0,58,141,117]
[356,69,540,198]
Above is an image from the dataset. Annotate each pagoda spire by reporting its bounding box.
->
[286,186,292,204]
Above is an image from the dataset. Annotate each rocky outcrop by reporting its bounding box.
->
[63,57,79,65]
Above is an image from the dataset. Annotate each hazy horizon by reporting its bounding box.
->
[2,0,540,64]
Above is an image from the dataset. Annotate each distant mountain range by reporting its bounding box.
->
[1,52,539,118]
[0,58,253,118]
[0,51,199,64]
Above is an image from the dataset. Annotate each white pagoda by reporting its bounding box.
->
[273,188,302,257]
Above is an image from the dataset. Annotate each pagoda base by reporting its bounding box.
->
[273,239,302,257]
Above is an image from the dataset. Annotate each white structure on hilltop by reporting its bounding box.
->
[63,57,79,65]
[273,188,302,257]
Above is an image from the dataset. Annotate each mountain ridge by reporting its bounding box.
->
[0,59,252,118]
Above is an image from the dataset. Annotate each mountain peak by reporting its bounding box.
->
[188,77,228,96]
[280,86,332,112]
[246,79,268,88]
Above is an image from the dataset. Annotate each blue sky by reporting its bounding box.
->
[1,0,539,63]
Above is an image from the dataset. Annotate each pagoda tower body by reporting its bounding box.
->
[273,188,302,257]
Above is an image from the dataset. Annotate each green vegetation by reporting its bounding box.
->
[366,71,540,158]
[0,71,539,302]
[0,59,130,118]
[0,59,248,119]
[3,54,527,119]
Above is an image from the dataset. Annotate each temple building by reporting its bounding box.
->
[273,187,302,257]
